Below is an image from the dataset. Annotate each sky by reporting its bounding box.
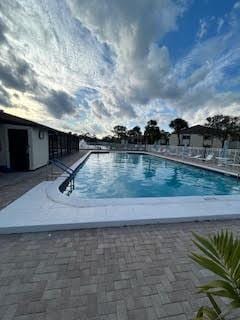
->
[0,0,240,136]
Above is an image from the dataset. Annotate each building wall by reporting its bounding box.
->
[212,137,222,148]
[30,127,49,170]
[189,134,203,147]
[169,133,204,147]
[0,124,49,170]
[169,134,178,146]
[169,133,223,148]
[0,125,7,167]
[228,139,240,149]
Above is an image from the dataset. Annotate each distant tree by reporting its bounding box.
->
[144,120,161,144]
[79,132,98,143]
[101,135,114,143]
[132,126,142,135]
[127,126,142,144]
[205,115,240,147]
[169,118,188,146]
[112,125,127,141]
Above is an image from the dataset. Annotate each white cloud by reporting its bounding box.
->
[234,1,240,10]
[217,17,224,33]
[0,0,240,137]
[67,0,187,106]
[91,100,111,119]
[197,18,208,40]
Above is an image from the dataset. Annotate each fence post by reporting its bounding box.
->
[234,149,237,164]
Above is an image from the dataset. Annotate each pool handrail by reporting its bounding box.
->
[50,159,74,176]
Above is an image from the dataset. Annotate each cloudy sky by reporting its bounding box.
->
[0,0,240,136]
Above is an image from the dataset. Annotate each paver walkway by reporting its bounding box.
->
[0,151,87,210]
[0,220,239,320]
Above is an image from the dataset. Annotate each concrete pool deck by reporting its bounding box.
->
[0,151,240,234]
[0,151,87,210]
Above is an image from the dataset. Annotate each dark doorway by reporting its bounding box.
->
[8,129,29,171]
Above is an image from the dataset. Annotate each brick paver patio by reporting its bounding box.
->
[0,220,240,320]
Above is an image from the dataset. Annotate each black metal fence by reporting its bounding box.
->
[49,131,79,159]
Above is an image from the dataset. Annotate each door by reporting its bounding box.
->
[8,129,29,171]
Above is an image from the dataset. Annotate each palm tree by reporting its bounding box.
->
[112,125,127,141]
[144,120,161,144]
[127,126,142,144]
[169,118,188,146]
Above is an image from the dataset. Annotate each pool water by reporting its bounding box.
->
[69,152,240,199]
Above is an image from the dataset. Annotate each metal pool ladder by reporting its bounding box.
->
[49,159,75,195]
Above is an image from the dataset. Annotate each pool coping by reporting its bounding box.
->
[0,150,240,234]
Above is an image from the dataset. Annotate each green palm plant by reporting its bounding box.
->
[190,230,240,320]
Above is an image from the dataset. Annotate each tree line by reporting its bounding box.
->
[106,118,189,145]
[80,115,240,146]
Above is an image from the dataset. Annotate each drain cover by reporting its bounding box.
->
[204,197,217,201]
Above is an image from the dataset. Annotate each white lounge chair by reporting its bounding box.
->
[216,156,234,166]
[190,154,202,159]
[199,154,214,161]
[168,152,178,156]
[182,152,191,158]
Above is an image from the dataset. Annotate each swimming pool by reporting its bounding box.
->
[64,152,240,199]
[1,150,240,234]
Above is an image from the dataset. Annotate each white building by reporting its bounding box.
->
[0,111,79,171]
[169,125,223,148]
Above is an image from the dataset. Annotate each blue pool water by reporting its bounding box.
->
[69,153,240,199]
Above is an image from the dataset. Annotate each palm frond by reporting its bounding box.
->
[194,305,222,320]
[190,231,240,302]
[190,230,240,319]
